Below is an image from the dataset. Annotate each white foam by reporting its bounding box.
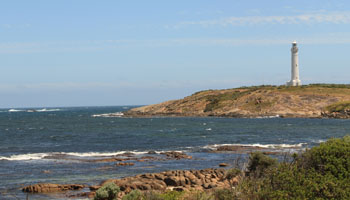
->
[36,108,61,112]
[311,139,326,143]
[0,153,49,161]
[65,151,148,157]
[92,112,124,118]
[255,115,280,119]
[0,151,149,161]
[203,143,307,150]
[8,109,24,112]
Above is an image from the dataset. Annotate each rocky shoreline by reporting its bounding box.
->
[21,145,301,199]
[22,168,236,199]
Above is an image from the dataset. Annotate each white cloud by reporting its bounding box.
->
[173,11,350,28]
[2,34,350,54]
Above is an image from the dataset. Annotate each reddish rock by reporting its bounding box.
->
[89,185,101,191]
[22,183,85,193]
[116,162,135,166]
[160,151,192,160]
[219,163,229,167]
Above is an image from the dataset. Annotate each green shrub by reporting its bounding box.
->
[213,189,235,200]
[247,151,277,177]
[122,190,143,200]
[159,190,184,200]
[182,191,213,200]
[94,182,120,200]
[239,136,350,199]
[225,168,241,180]
[142,191,163,200]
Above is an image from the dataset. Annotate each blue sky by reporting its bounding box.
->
[1,0,350,107]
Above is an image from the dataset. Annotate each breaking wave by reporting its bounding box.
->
[35,108,61,112]
[203,143,307,150]
[7,108,61,113]
[8,109,24,112]
[0,151,154,161]
[92,112,124,117]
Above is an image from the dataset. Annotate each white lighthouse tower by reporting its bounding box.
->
[287,41,302,86]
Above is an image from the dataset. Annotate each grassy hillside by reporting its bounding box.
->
[125,84,350,118]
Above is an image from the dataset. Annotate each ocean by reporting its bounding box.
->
[0,106,349,199]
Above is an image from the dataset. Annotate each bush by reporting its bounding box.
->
[181,191,213,200]
[213,189,235,200]
[239,136,350,199]
[247,151,277,177]
[142,191,163,200]
[159,190,184,200]
[225,168,241,180]
[122,190,143,200]
[94,182,120,200]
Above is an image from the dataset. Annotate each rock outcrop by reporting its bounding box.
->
[321,110,350,119]
[84,168,234,198]
[123,85,350,118]
[22,183,85,193]
[22,168,238,198]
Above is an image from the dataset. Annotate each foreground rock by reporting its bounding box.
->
[22,183,85,193]
[89,168,233,197]
[22,168,237,198]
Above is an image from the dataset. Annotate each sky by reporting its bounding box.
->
[1,0,350,108]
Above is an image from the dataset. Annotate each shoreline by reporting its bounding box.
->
[23,167,234,199]
[20,146,304,199]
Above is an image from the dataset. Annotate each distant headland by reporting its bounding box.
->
[124,84,350,119]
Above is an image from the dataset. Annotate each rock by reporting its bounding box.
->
[68,192,95,198]
[22,183,85,193]
[160,151,192,160]
[173,187,185,192]
[219,163,229,167]
[231,177,239,185]
[147,151,157,154]
[89,185,101,191]
[164,177,179,186]
[89,157,130,163]
[116,162,135,166]
[119,152,135,157]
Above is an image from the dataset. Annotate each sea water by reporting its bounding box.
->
[0,106,349,199]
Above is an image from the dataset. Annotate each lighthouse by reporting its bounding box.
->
[287,41,302,86]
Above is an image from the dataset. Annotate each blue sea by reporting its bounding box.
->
[0,106,350,199]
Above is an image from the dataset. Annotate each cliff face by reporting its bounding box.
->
[124,85,350,118]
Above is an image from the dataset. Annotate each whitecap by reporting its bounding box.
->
[0,153,49,161]
[203,143,307,150]
[0,150,152,161]
[92,112,124,118]
[36,108,61,112]
[8,109,24,112]
[255,115,280,119]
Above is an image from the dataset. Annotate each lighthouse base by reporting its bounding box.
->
[286,79,302,86]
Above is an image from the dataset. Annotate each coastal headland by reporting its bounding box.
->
[124,84,350,119]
